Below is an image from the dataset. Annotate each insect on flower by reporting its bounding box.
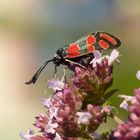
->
[26,31,121,84]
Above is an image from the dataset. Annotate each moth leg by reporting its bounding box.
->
[65,59,87,69]
[53,65,57,79]
[100,49,104,54]
[62,66,68,82]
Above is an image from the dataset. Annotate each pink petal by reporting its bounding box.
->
[108,49,119,65]
[136,71,140,80]
[30,136,47,140]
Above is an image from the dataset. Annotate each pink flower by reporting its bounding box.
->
[42,97,52,108]
[136,70,140,80]
[20,129,34,140]
[110,89,140,140]
[45,120,58,134]
[30,136,48,140]
[118,95,133,111]
[108,49,119,65]
[101,105,113,115]
[90,50,104,68]
[54,133,62,140]
[76,112,92,125]
[22,46,121,140]
[34,113,48,131]
[48,79,64,91]
[49,106,58,119]
[90,49,119,68]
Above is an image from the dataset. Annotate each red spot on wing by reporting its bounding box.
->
[100,33,117,45]
[87,45,95,53]
[99,40,109,49]
[67,43,80,58]
[86,35,96,45]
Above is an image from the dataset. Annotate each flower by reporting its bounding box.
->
[90,50,105,68]
[90,49,119,68]
[34,113,49,131]
[118,95,133,111]
[45,120,58,134]
[76,112,92,125]
[42,97,52,108]
[85,104,109,133]
[108,49,119,65]
[54,133,62,140]
[136,70,140,80]
[101,105,113,115]
[110,88,140,140]
[72,57,113,106]
[90,50,109,68]
[21,49,121,140]
[48,79,64,91]
[20,129,34,140]
[49,106,59,119]
[30,136,48,140]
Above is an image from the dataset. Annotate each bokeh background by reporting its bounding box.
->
[0,0,140,139]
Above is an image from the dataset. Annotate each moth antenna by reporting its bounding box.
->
[25,59,53,85]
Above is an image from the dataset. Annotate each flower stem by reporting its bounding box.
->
[109,113,124,124]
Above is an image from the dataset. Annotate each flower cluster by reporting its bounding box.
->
[110,88,140,140]
[21,50,120,140]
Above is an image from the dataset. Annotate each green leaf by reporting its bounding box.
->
[104,89,119,100]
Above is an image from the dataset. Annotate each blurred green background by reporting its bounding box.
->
[0,0,140,139]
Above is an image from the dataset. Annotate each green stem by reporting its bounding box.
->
[82,131,93,140]
[109,113,124,124]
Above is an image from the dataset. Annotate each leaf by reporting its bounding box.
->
[103,79,113,93]
[104,89,119,100]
